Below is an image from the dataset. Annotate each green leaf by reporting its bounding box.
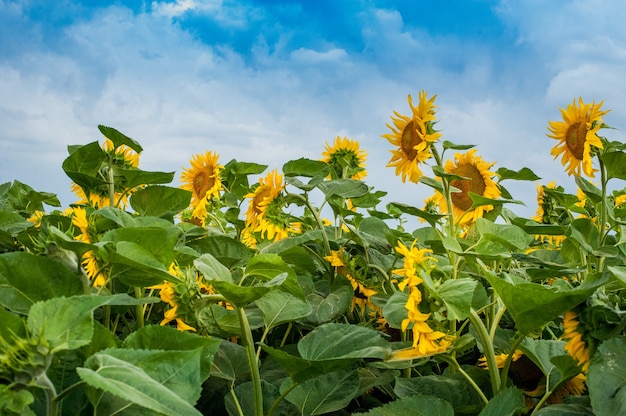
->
[437,278,481,321]
[575,176,603,205]
[304,277,353,325]
[260,230,324,255]
[386,202,445,227]
[469,193,524,210]
[62,141,108,189]
[352,395,454,416]
[0,308,26,345]
[244,253,304,300]
[478,387,525,416]
[114,167,175,189]
[130,186,191,219]
[0,209,33,235]
[0,252,84,314]
[533,404,594,415]
[318,179,369,199]
[102,226,181,265]
[194,253,233,283]
[104,241,176,287]
[27,294,158,351]
[442,140,476,150]
[283,368,360,416]
[0,384,34,415]
[282,158,330,178]
[98,125,143,153]
[210,280,274,307]
[520,339,580,392]
[419,176,445,192]
[189,235,252,268]
[297,322,390,361]
[476,218,533,251]
[587,337,626,416]
[601,150,626,181]
[382,291,408,329]
[496,167,541,181]
[394,367,490,415]
[77,353,202,416]
[123,325,221,381]
[480,264,607,334]
[255,291,312,330]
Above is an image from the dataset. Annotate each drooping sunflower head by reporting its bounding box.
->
[434,149,501,226]
[244,169,293,242]
[383,91,442,183]
[393,240,436,291]
[321,136,367,180]
[180,151,224,222]
[532,181,558,223]
[71,139,141,208]
[562,310,591,372]
[548,97,609,177]
[68,207,105,287]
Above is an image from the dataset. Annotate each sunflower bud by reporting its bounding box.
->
[0,334,51,387]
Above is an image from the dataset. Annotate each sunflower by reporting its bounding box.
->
[392,240,436,291]
[562,310,591,372]
[180,151,223,223]
[432,149,500,226]
[321,136,367,180]
[383,91,442,183]
[548,97,609,177]
[71,139,141,208]
[531,181,566,247]
[402,288,450,355]
[244,169,293,242]
[70,207,105,287]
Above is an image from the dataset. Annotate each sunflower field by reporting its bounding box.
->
[1,92,625,416]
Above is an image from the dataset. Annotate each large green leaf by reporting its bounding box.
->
[318,179,369,199]
[496,167,541,182]
[601,150,626,181]
[62,141,108,189]
[244,253,305,300]
[480,264,607,334]
[255,290,312,330]
[27,294,158,351]
[587,337,626,416]
[102,225,181,266]
[394,368,491,415]
[298,322,390,361]
[520,339,580,391]
[194,252,233,283]
[114,167,175,189]
[0,252,84,314]
[533,404,594,415]
[303,277,353,325]
[98,125,143,153]
[77,353,202,416]
[478,387,525,416]
[353,395,455,416]
[123,325,221,381]
[130,186,191,219]
[436,278,487,321]
[283,368,361,416]
[476,218,533,251]
[189,235,252,268]
[282,158,329,178]
[381,291,408,329]
[104,241,176,287]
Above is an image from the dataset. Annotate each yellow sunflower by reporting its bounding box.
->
[70,207,105,287]
[562,310,591,372]
[244,169,293,242]
[321,136,367,180]
[383,91,442,183]
[180,151,223,223]
[432,149,500,226]
[531,181,566,247]
[71,139,141,208]
[548,97,609,177]
[392,240,436,291]
[402,288,450,354]
[324,250,379,315]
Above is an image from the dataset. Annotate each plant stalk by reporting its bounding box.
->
[237,306,263,416]
[469,308,501,394]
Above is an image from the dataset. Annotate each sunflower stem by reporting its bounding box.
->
[445,355,489,405]
[469,308,500,395]
[237,306,263,416]
[107,154,116,208]
[499,332,524,391]
[134,286,145,329]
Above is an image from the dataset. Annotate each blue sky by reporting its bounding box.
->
[1,0,625,218]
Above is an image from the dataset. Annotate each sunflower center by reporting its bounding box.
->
[193,170,215,198]
[565,121,587,160]
[401,120,423,161]
[449,163,487,211]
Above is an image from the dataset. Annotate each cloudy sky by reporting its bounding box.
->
[2,0,625,218]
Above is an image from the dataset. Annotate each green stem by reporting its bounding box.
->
[54,381,86,404]
[530,388,555,416]
[369,263,395,293]
[446,355,489,405]
[289,193,331,255]
[499,332,524,390]
[237,306,263,416]
[134,286,145,330]
[489,303,507,343]
[469,308,500,395]
[107,156,116,208]
[228,386,245,416]
[37,373,58,416]
[267,381,298,416]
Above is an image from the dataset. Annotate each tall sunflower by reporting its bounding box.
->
[548,97,609,177]
[180,151,223,223]
[321,136,367,180]
[71,139,141,208]
[433,149,500,226]
[244,169,294,242]
[383,91,442,183]
[70,207,105,287]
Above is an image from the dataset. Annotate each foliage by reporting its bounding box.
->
[0,96,625,416]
